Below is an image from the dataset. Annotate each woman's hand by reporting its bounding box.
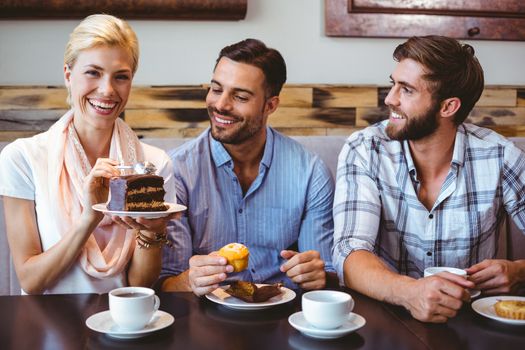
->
[125,213,182,287]
[82,158,119,222]
[111,212,182,233]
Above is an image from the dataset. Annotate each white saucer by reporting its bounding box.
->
[288,311,366,340]
[206,284,296,311]
[472,296,525,325]
[86,310,174,339]
[92,202,186,219]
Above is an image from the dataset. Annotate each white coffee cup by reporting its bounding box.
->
[109,287,160,331]
[424,266,467,278]
[302,290,354,330]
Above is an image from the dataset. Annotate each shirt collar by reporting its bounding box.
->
[209,126,274,169]
[404,125,465,175]
[403,140,417,175]
[451,124,466,168]
[260,127,274,168]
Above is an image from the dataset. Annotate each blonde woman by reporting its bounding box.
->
[0,14,176,294]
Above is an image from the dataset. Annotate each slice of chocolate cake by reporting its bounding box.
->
[107,174,168,212]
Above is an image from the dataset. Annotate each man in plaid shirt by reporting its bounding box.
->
[333,36,525,323]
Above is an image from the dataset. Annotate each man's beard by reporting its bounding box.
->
[386,102,441,141]
[208,106,264,145]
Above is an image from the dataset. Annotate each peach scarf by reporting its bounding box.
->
[47,110,143,278]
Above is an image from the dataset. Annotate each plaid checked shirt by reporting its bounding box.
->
[333,121,525,282]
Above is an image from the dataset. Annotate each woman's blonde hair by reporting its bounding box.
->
[64,14,139,74]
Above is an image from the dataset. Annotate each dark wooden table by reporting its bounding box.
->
[0,290,523,350]
[386,300,525,350]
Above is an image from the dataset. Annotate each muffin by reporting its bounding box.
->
[218,243,249,272]
[494,300,525,320]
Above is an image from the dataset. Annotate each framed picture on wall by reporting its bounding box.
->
[325,0,525,41]
[0,0,247,20]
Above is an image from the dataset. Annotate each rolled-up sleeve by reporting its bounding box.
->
[332,133,382,284]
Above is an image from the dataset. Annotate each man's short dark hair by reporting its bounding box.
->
[393,35,485,125]
[215,38,287,97]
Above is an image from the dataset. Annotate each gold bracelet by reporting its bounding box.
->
[135,230,173,249]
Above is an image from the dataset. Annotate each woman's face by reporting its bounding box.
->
[64,45,133,133]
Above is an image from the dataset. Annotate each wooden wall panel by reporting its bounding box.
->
[0,85,524,141]
[356,107,388,127]
[466,107,525,125]
[128,87,207,109]
[127,86,314,109]
[517,89,525,107]
[279,87,313,107]
[125,109,208,129]
[313,87,377,108]
[0,110,64,131]
[133,128,205,139]
[477,88,517,107]
[0,88,68,110]
[269,107,356,128]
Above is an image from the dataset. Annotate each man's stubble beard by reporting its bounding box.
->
[386,101,441,141]
[208,106,266,145]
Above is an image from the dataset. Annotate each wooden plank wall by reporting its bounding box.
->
[0,85,524,141]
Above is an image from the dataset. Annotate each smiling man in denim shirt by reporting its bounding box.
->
[160,39,336,296]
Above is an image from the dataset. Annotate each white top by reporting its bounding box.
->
[0,131,176,294]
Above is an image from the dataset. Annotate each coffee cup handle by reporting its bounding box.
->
[349,298,355,313]
[153,295,160,312]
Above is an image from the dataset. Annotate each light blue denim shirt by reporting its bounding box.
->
[161,127,334,289]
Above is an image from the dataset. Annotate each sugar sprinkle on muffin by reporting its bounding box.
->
[218,243,249,272]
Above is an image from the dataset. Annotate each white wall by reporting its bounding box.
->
[1,0,524,86]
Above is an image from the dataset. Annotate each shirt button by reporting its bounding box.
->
[428,214,434,219]
[238,209,243,214]
[426,251,432,256]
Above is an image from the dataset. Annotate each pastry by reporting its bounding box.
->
[107,174,167,212]
[494,300,525,320]
[218,243,249,272]
[225,281,283,303]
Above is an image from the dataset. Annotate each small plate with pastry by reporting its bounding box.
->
[206,281,296,311]
[93,173,186,218]
[472,296,525,325]
[93,202,186,219]
[206,242,296,310]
